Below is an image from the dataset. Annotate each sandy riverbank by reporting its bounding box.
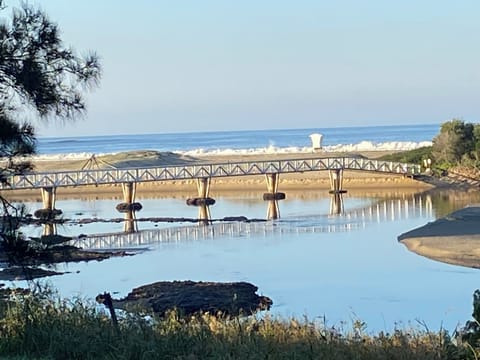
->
[1,150,432,200]
[398,205,480,269]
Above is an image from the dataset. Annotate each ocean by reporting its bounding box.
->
[36,123,438,158]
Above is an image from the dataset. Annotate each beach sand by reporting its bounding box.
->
[3,150,431,200]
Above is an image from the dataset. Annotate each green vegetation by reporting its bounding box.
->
[377,146,432,164]
[432,119,480,169]
[0,0,101,253]
[378,119,480,179]
[0,0,100,188]
[0,287,478,360]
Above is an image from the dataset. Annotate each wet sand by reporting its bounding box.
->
[398,205,480,269]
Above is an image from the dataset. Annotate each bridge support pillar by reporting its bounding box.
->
[263,173,286,201]
[42,222,57,237]
[197,177,211,198]
[116,182,142,212]
[198,204,212,225]
[329,193,344,215]
[187,178,215,206]
[328,169,347,194]
[122,182,136,204]
[123,209,138,233]
[41,186,56,210]
[266,200,280,220]
[34,187,62,219]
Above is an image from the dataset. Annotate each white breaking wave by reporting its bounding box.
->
[28,152,109,161]
[24,140,432,162]
[179,141,432,157]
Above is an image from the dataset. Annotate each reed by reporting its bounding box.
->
[0,288,475,360]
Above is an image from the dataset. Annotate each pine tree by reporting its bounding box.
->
[0,0,101,185]
[0,0,101,241]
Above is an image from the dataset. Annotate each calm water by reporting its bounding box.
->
[13,187,480,333]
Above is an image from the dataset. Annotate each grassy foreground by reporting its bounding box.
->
[0,288,476,360]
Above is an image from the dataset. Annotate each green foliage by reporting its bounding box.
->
[432,119,479,167]
[0,2,101,251]
[0,287,471,359]
[377,146,432,164]
[0,2,101,121]
[0,1,101,185]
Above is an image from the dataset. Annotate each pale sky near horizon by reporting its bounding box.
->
[9,1,480,137]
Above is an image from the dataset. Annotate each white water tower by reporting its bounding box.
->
[309,133,323,151]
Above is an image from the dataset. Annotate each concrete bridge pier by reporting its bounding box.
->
[266,200,280,220]
[197,204,212,225]
[329,193,344,215]
[42,222,57,236]
[116,182,142,212]
[186,177,215,206]
[263,173,286,201]
[197,177,210,198]
[41,186,56,210]
[122,182,136,204]
[123,209,138,233]
[328,169,347,194]
[34,186,62,219]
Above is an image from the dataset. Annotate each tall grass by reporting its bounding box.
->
[0,288,475,359]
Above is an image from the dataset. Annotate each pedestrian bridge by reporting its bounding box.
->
[1,156,420,190]
[0,156,422,213]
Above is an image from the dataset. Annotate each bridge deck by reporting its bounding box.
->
[1,156,421,190]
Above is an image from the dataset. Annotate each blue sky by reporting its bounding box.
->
[12,1,480,137]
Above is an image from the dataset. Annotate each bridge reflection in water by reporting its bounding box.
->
[68,193,433,250]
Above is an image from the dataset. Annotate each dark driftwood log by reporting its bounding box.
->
[186,198,216,206]
[112,280,272,316]
[262,192,286,201]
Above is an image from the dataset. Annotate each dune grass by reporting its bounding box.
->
[0,287,477,360]
[377,146,433,164]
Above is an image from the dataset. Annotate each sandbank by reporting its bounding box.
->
[398,205,480,269]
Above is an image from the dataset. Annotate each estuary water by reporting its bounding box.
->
[8,123,480,333]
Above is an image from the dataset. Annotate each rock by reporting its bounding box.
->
[115,202,142,212]
[112,280,273,316]
[33,208,62,220]
[222,216,249,222]
[0,267,64,281]
[186,198,216,206]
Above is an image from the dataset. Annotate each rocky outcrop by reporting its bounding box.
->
[112,280,272,316]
